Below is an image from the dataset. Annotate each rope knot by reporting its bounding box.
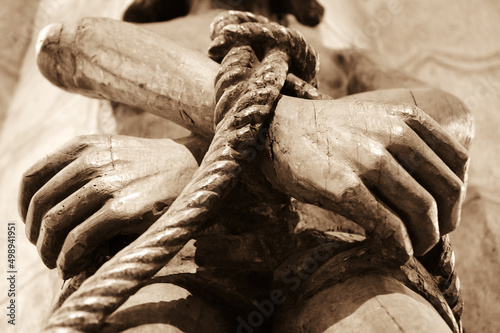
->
[208,11,320,127]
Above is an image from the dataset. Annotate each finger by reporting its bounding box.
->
[395,105,469,181]
[388,126,465,235]
[36,178,115,269]
[56,207,117,279]
[331,173,413,264]
[56,201,153,279]
[24,148,114,244]
[19,135,107,221]
[362,151,439,256]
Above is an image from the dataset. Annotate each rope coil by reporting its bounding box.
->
[43,11,320,332]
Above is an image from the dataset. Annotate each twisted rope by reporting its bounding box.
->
[421,235,464,330]
[43,11,319,332]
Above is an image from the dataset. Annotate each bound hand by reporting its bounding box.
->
[265,97,469,260]
[19,135,199,277]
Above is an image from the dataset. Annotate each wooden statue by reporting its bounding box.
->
[19,1,472,332]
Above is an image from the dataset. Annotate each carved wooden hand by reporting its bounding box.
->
[29,17,469,271]
[265,97,467,258]
[19,135,201,278]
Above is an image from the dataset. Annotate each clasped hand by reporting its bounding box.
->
[19,135,198,278]
[266,96,468,260]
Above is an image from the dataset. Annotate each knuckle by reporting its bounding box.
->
[428,231,440,249]
[41,211,54,229]
[414,189,439,227]
[107,199,122,214]
[339,175,364,200]
[420,189,438,213]
[446,174,466,202]
[107,198,131,219]
[447,183,466,233]
[81,151,108,170]
[38,243,57,269]
[41,206,61,230]
[394,103,422,120]
[373,149,391,170]
[36,226,57,268]
[418,194,440,246]
[427,223,441,245]
[21,166,35,181]
[81,151,95,166]
[88,176,115,195]
[363,144,390,175]
[30,190,42,212]
[388,121,408,143]
[58,230,84,272]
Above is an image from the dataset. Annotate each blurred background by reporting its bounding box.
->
[0,0,498,332]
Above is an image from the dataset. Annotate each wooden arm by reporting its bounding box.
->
[37,18,218,138]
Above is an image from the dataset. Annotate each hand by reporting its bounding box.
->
[19,135,199,278]
[265,97,469,260]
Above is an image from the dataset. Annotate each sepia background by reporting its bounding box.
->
[0,0,499,332]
